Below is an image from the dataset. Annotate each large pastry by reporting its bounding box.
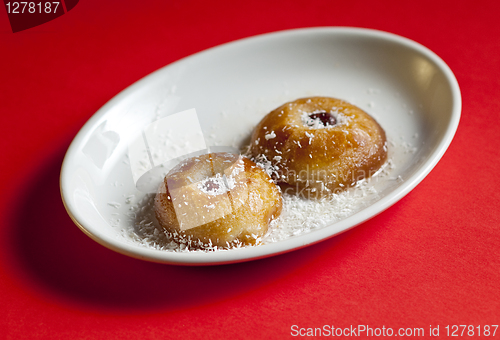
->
[249,97,387,197]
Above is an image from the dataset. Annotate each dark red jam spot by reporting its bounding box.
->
[203,179,219,192]
[309,111,336,126]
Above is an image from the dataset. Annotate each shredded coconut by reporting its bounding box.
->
[107,202,121,209]
[112,101,404,253]
[197,173,228,195]
[265,131,276,140]
[300,108,350,128]
[120,170,387,253]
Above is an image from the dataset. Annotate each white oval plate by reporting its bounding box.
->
[61,27,461,265]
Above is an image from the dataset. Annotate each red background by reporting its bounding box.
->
[1,0,499,339]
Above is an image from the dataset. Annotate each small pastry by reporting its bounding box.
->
[154,152,282,248]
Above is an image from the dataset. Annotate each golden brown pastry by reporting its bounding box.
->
[154,152,282,248]
[249,97,387,197]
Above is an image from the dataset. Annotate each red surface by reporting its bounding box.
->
[1,0,499,339]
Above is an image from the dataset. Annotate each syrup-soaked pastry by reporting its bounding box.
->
[154,152,282,248]
[249,97,387,197]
